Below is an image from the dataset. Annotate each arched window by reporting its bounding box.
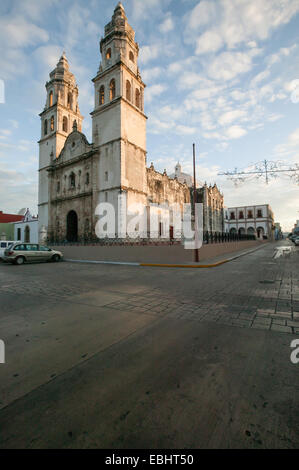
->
[85,173,90,185]
[135,88,140,108]
[106,48,112,60]
[126,80,131,101]
[44,119,48,136]
[129,51,134,62]
[99,86,105,105]
[50,116,54,132]
[62,116,68,133]
[49,91,53,107]
[110,79,116,101]
[69,172,76,188]
[67,92,73,109]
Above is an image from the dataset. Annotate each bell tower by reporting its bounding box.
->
[38,53,83,240]
[91,2,148,217]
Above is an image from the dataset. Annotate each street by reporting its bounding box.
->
[0,241,298,449]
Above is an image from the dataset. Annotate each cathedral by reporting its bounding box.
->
[38,2,223,243]
[38,2,190,242]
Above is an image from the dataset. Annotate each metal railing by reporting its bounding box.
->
[49,232,256,247]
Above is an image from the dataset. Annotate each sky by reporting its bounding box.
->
[0,0,298,231]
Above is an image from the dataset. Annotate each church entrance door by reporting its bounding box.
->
[67,211,78,242]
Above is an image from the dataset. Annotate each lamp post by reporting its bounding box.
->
[193,143,199,263]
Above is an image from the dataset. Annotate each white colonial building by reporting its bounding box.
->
[224,204,275,240]
[14,209,39,243]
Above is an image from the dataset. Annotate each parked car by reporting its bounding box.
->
[3,243,63,265]
[294,237,299,246]
[0,241,17,260]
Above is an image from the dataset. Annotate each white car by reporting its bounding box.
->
[0,241,17,260]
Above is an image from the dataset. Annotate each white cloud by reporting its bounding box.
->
[274,127,299,156]
[0,16,48,48]
[250,70,271,87]
[226,125,247,139]
[142,67,163,82]
[195,30,223,55]
[159,14,174,33]
[187,1,217,30]
[139,45,160,64]
[176,124,197,135]
[218,110,247,126]
[267,44,297,67]
[185,0,299,51]
[146,84,167,102]
[207,51,254,81]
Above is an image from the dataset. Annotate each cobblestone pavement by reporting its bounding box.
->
[2,241,297,333]
[0,240,298,449]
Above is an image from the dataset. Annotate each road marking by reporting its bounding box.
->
[274,246,293,259]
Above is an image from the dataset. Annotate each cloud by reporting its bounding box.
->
[0,16,48,48]
[267,44,297,67]
[226,125,247,139]
[176,124,197,135]
[218,110,247,126]
[142,67,163,82]
[185,0,299,51]
[207,51,254,81]
[274,127,299,157]
[139,45,160,64]
[159,14,174,33]
[146,84,167,102]
[195,30,224,55]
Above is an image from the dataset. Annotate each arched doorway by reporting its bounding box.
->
[238,227,245,235]
[24,225,30,242]
[257,227,264,239]
[67,211,78,242]
[247,227,255,235]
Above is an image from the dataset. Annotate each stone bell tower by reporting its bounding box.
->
[38,53,83,240]
[91,2,147,218]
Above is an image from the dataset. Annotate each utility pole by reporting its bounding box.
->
[193,143,199,263]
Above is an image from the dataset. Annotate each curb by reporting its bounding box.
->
[65,244,267,269]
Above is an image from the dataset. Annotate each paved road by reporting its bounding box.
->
[0,241,298,448]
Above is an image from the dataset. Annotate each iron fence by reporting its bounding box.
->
[49,232,256,247]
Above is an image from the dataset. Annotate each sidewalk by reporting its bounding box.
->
[66,242,270,268]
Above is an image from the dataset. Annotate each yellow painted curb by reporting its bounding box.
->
[140,260,229,268]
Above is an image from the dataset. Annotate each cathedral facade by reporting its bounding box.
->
[38,3,190,243]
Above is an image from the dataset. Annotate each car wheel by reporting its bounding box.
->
[15,256,25,265]
[52,254,60,262]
